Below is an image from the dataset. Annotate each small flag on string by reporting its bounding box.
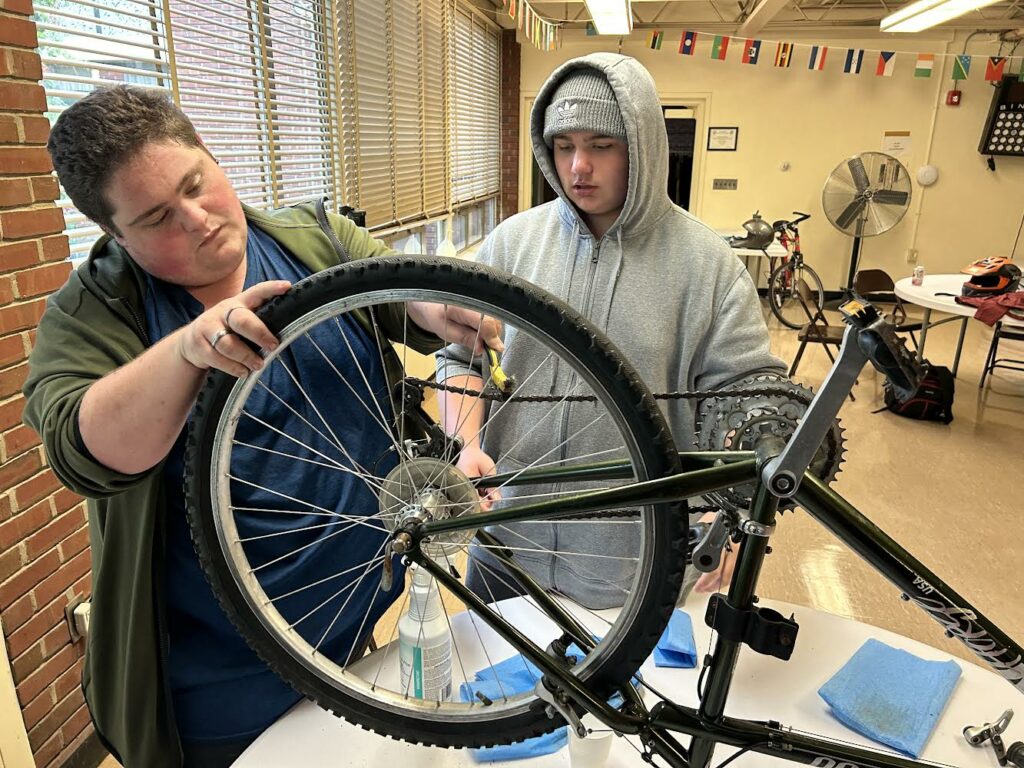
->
[808,45,827,71]
[711,35,729,61]
[586,21,597,35]
[914,53,935,78]
[507,0,516,20]
[649,30,663,50]
[680,30,697,55]
[742,39,761,65]
[953,55,971,80]
[775,42,793,67]
[876,51,896,77]
[844,49,864,74]
[986,56,1007,81]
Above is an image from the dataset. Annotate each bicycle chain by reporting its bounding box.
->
[411,376,847,515]
[413,378,805,404]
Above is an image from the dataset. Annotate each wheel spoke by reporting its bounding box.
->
[256,357,398,503]
[474,543,639,562]
[269,554,389,603]
[490,411,615,498]
[492,523,636,599]
[315,534,392,656]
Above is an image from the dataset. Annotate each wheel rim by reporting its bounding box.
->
[193,281,675,735]
[771,266,821,329]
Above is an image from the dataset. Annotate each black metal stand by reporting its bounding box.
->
[845,234,863,293]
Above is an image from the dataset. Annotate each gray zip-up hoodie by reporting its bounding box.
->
[438,53,785,608]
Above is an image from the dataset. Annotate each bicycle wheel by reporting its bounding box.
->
[767,261,825,329]
[184,256,685,748]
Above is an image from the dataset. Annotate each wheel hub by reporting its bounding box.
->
[379,457,481,560]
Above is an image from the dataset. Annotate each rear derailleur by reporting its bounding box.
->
[394,377,462,460]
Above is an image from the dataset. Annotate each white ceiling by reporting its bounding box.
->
[501,0,1024,35]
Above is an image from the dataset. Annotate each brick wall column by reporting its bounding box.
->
[499,29,520,222]
[0,1,98,766]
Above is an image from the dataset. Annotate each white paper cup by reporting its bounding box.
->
[568,713,613,768]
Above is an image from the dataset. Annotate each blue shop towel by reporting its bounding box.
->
[653,610,697,668]
[461,641,623,762]
[467,726,569,762]
[818,638,962,758]
[460,649,581,762]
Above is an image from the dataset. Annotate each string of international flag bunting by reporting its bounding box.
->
[500,0,1023,83]
[644,29,1020,82]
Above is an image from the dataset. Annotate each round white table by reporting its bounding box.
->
[234,594,1023,767]
[894,274,1024,377]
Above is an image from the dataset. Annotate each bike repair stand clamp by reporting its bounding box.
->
[964,710,1024,766]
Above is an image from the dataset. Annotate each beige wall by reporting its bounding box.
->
[519,31,1024,290]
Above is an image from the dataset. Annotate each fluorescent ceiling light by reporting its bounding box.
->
[584,0,633,35]
[880,0,1001,32]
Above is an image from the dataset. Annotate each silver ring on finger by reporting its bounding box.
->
[210,328,231,350]
[224,305,242,330]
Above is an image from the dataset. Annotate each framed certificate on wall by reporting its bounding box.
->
[708,127,739,151]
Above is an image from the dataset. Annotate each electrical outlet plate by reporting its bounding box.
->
[713,178,738,191]
[65,596,90,642]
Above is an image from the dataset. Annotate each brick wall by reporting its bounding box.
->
[0,1,98,766]
[499,29,520,222]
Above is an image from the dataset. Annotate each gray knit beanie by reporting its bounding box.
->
[542,69,626,147]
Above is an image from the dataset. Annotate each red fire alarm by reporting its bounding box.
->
[946,89,962,106]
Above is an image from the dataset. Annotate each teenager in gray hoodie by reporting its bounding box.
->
[437,53,787,609]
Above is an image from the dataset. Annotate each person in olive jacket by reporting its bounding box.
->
[23,85,500,768]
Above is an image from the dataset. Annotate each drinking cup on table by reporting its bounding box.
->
[568,713,613,768]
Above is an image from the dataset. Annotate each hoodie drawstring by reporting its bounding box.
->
[549,219,582,395]
[559,219,581,303]
[601,229,625,333]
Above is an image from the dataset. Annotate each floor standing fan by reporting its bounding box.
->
[822,152,913,291]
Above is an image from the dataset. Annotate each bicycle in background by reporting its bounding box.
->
[766,212,825,329]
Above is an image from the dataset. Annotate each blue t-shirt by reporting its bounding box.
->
[144,225,403,743]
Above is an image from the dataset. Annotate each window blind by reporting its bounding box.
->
[337,0,393,226]
[35,0,172,256]
[421,0,447,218]
[169,0,273,208]
[37,0,339,254]
[39,0,499,249]
[449,2,499,207]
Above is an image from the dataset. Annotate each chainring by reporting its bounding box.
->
[695,375,846,513]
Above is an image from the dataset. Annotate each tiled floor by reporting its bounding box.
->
[97,298,1024,768]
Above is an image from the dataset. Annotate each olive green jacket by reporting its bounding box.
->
[22,202,439,767]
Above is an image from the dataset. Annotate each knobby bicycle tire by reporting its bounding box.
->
[184,256,686,748]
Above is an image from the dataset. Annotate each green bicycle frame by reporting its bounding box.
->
[411,449,1023,768]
